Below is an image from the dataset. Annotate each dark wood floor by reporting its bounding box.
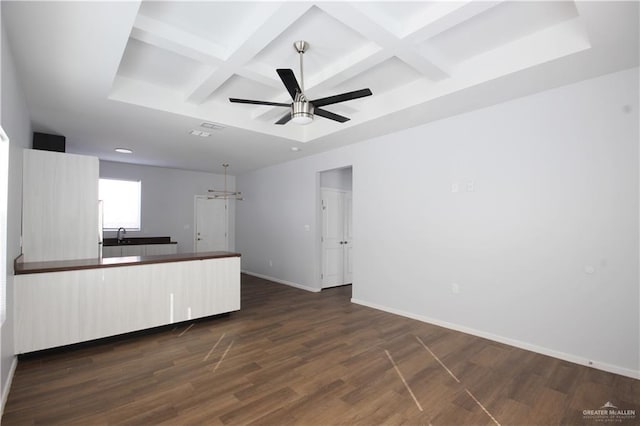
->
[3,274,639,425]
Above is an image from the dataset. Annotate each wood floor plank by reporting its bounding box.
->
[3,273,638,425]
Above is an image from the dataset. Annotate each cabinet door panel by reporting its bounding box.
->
[145,244,178,256]
[22,149,99,262]
[101,246,122,257]
[121,245,144,256]
[174,257,241,321]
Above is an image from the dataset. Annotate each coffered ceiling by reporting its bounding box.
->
[2,1,638,174]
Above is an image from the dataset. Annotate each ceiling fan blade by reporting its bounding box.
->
[229,98,290,107]
[275,112,292,125]
[311,88,372,108]
[314,108,350,123]
[277,69,302,100]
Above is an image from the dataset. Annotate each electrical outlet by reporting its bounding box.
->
[451,283,460,294]
[466,181,475,192]
[452,183,459,193]
[269,260,273,268]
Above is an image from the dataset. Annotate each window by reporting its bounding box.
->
[99,178,141,230]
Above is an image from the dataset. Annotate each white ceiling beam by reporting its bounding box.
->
[129,28,222,68]
[236,64,284,90]
[185,2,313,105]
[305,43,387,93]
[131,14,227,64]
[395,48,450,80]
[185,66,235,104]
[319,2,398,49]
[319,2,449,81]
[402,1,504,43]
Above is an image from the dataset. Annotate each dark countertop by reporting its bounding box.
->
[103,236,177,246]
[14,251,241,275]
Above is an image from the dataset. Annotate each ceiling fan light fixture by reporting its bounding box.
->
[291,101,313,125]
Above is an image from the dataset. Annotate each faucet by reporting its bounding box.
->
[117,227,126,243]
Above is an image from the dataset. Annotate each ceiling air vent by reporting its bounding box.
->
[201,122,225,130]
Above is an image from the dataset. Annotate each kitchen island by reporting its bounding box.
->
[14,251,240,353]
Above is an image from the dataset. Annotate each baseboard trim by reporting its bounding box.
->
[1,356,18,417]
[242,271,320,293]
[351,298,639,380]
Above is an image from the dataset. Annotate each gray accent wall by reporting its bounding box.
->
[237,67,640,378]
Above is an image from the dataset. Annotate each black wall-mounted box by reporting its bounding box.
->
[33,132,65,153]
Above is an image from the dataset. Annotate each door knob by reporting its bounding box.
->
[197,238,202,241]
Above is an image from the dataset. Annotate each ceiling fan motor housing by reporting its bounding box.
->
[292,100,314,124]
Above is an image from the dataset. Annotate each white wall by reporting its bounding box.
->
[1,15,32,410]
[237,67,639,378]
[100,161,236,253]
[320,167,352,191]
[237,148,355,291]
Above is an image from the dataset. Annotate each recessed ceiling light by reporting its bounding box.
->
[290,147,301,152]
[114,148,132,154]
[189,130,211,137]
[201,122,225,130]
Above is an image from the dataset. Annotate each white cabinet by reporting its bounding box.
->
[121,245,144,257]
[101,246,122,257]
[145,244,177,256]
[15,256,241,353]
[102,244,178,257]
[22,149,99,262]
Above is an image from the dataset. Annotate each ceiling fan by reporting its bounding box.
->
[229,40,372,125]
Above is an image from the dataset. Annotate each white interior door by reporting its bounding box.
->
[322,189,344,287]
[195,197,228,252]
[321,188,352,288]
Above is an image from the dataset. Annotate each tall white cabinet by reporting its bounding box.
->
[22,149,99,262]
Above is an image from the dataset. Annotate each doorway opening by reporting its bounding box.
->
[319,166,353,295]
